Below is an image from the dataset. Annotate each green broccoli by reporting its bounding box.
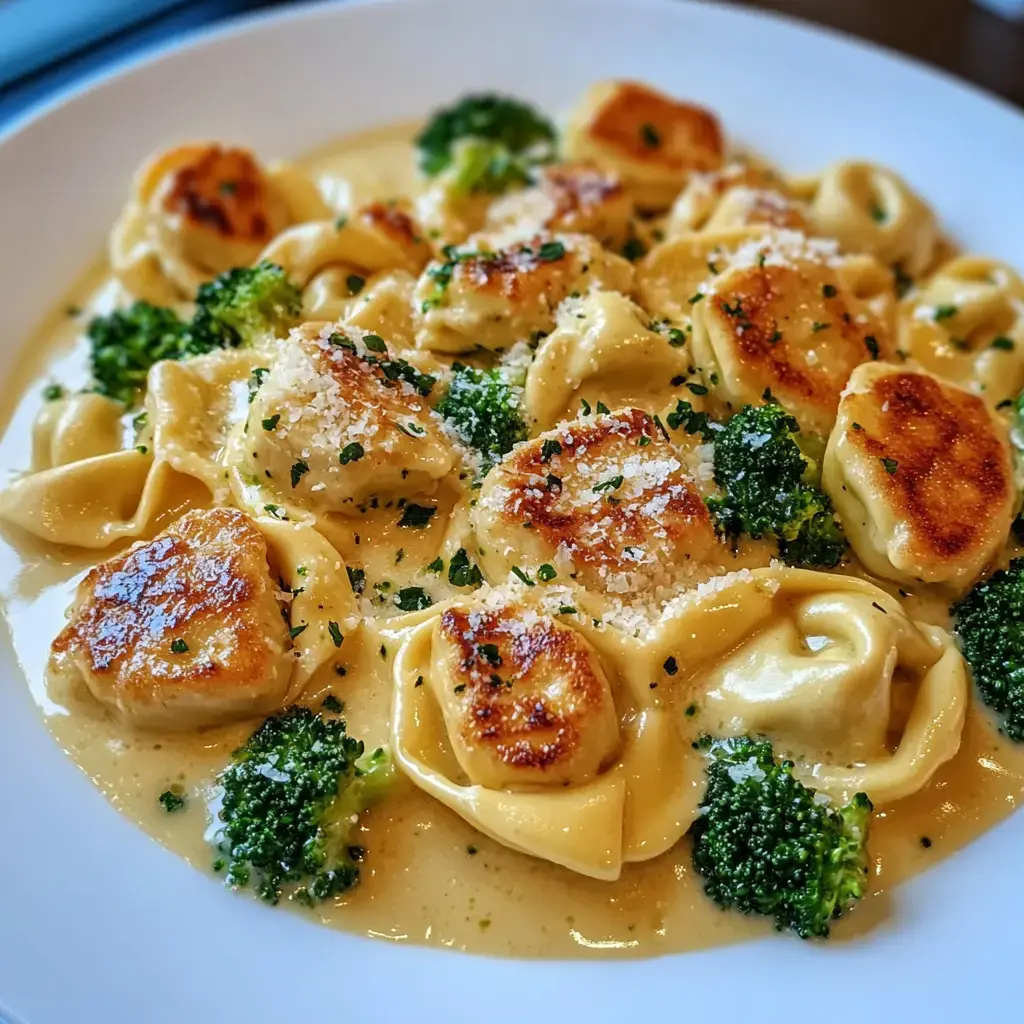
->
[214,706,393,905]
[702,401,846,568]
[87,301,189,405]
[435,363,528,475]
[187,260,301,350]
[85,262,302,406]
[690,735,872,939]
[953,558,1024,740]
[416,94,556,195]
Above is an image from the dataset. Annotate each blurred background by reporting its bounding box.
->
[1,0,1022,127]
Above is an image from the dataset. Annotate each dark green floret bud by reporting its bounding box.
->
[704,402,846,568]
[436,363,528,476]
[187,260,301,350]
[416,93,556,195]
[214,706,393,905]
[953,558,1024,741]
[690,735,872,939]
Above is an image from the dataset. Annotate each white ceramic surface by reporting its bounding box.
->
[1,1,1021,1020]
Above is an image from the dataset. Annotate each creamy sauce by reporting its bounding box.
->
[2,124,1024,959]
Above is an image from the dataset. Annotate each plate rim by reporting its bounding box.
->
[0,0,1021,1020]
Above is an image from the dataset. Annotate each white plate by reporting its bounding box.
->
[0,1,1021,1020]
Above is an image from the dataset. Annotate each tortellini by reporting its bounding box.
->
[110,143,329,303]
[484,164,636,250]
[665,161,794,237]
[391,591,699,879]
[49,508,358,729]
[564,80,724,211]
[796,161,938,277]
[231,321,454,519]
[897,256,1024,409]
[0,348,262,548]
[524,291,692,429]
[823,363,1014,591]
[413,233,633,354]
[473,407,718,594]
[688,231,896,434]
[259,201,432,321]
[652,566,968,805]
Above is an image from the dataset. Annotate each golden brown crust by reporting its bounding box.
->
[52,508,289,712]
[843,371,1013,561]
[589,82,723,173]
[439,606,614,774]
[492,408,715,577]
[539,164,628,227]
[449,235,579,302]
[706,261,892,429]
[161,145,276,245]
[359,201,431,264]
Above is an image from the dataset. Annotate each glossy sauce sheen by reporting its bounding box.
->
[2,124,1024,959]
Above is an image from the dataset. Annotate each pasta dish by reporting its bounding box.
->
[2,80,1024,956]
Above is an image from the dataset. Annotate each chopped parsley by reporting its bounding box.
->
[822,283,837,298]
[448,548,483,588]
[347,274,366,295]
[537,240,566,262]
[262,414,280,430]
[290,459,309,488]
[426,556,444,573]
[511,565,535,587]
[289,623,308,640]
[395,587,432,612]
[338,441,365,465]
[170,639,189,654]
[541,439,563,462]
[347,566,366,594]
[991,336,1015,351]
[593,474,624,493]
[881,457,899,475]
[159,790,186,812]
[640,122,661,147]
[321,694,344,713]
[362,333,387,353]
[933,304,958,321]
[247,366,270,402]
[42,383,65,401]
[537,564,557,582]
[327,621,344,648]
[399,503,436,528]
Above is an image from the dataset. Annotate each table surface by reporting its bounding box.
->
[1,0,1021,127]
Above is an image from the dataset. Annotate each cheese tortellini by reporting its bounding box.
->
[824,363,1015,590]
[897,256,1024,409]
[651,567,968,806]
[110,143,329,304]
[796,160,939,277]
[49,508,358,729]
[392,590,699,880]
[524,291,692,429]
[413,232,633,354]
[565,80,724,211]
[484,164,636,250]
[473,407,718,594]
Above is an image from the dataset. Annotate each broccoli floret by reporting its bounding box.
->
[87,301,188,405]
[188,260,301,350]
[416,94,556,194]
[690,736,872,939]
[435,363,528,475]
[705,402,846,568]
[953,558,1024,740]
[214,706,393,905]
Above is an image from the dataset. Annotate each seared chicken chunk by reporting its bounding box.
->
[431,600,620,789]
[474,407,717,594]
[51,508,292,729]
[823,363,1015,591]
